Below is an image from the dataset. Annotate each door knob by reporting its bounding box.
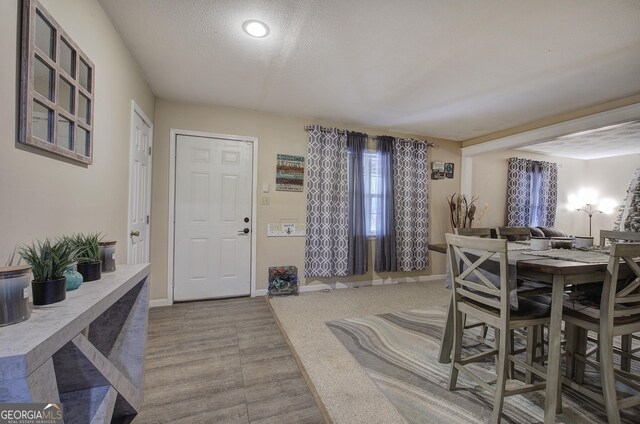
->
[238,228,250,235]
[130,230,140,237]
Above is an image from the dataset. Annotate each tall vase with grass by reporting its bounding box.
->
[19,239,77,305]
[67,233,103,282]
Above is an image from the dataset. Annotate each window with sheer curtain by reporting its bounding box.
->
[364,152,381,236]
[506,157,558,227]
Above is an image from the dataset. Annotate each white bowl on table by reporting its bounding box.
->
[530,237,551,251]
[574,236,594,249]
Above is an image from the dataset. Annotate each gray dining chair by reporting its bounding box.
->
[455,228,494,339]
[562,242,640,423]
[455,227,493,238]
[597,230,640,372]
[446,234,551,423]
[599,229,640,247]
[497,226,552,297]
[496,226,531,241]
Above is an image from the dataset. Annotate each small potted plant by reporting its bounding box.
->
[19,238,77,305]
[67,233,103,282]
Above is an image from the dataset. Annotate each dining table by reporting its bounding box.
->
[430,240,639,423]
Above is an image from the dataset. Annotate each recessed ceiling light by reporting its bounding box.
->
[242,20,270,38]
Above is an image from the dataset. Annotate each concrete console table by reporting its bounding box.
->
[0,264,151,423]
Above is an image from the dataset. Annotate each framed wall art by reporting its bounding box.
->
[276,154,304,192]
[445,162,454,178]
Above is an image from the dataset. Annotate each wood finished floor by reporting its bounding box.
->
[133,296,325,424]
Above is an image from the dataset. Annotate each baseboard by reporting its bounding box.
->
[252,274,446,297]
[150,275,447,302]
[419,274,447,282]
[149,298,172,308]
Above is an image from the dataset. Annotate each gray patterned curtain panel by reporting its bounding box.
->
[506,157,558,227]
[304,126,349,277]
[393,138,429,271]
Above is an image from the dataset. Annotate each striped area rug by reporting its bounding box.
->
[326,307,640,423]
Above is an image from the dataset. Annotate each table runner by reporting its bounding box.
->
[522,248,610,264]
[507,241,533,251]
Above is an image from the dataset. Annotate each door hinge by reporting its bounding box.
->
[146,215,150,225]
[148,146,152,155]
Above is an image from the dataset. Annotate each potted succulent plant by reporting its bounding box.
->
[19,238,77,305]
[67,233,103,282]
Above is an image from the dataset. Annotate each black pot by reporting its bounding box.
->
[77,261,102,282]
[32,277,67,305]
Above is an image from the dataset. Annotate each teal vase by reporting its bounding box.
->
[64,266,83,291]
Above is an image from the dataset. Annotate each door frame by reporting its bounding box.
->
[128,100,153,264]
[167,128,259,305]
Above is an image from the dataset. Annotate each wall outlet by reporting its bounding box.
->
[260,195,270,205]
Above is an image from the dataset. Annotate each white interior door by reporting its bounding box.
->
[128,105,152,264]
[174,134,253,301]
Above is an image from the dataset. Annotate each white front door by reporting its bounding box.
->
[174,134,253,301]
[128,104,152,264]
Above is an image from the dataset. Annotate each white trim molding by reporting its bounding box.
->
[460,102,640,195]
[149,299,172,308]
[462,102,640,158]
[167,129,259,306]
[128,100,153,264]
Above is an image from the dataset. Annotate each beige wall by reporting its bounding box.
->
[0,1,154,264]
[150,99,461,301]
[469,150,639,237]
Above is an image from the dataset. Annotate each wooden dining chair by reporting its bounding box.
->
[562,242,640,423]
[497,226,552,297]
[454,228,494,340]
[600,230,640,247]
[455,227,493,238]
[598,230,640,372]
[446,234,550,423]
[460,227,550,376]
[496,226,531,241]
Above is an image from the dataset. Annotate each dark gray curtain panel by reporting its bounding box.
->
[347,131,368,275]
[304,126,349,277]
[374,136,397,272]
[394,138,429,271]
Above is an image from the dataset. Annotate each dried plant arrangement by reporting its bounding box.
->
[447,193,488,231]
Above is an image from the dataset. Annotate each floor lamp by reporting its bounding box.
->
[576,204,603,237]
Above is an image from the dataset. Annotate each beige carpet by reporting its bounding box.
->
[267,281,451,424]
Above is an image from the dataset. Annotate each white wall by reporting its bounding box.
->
[583,154,640,233]
[469,150,639,237]
[0,0,155,265]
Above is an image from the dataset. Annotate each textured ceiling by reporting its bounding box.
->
[516,120,640,160]
[99,0,640,141]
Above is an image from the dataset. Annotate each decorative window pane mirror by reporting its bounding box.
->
[20,0,95,164]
